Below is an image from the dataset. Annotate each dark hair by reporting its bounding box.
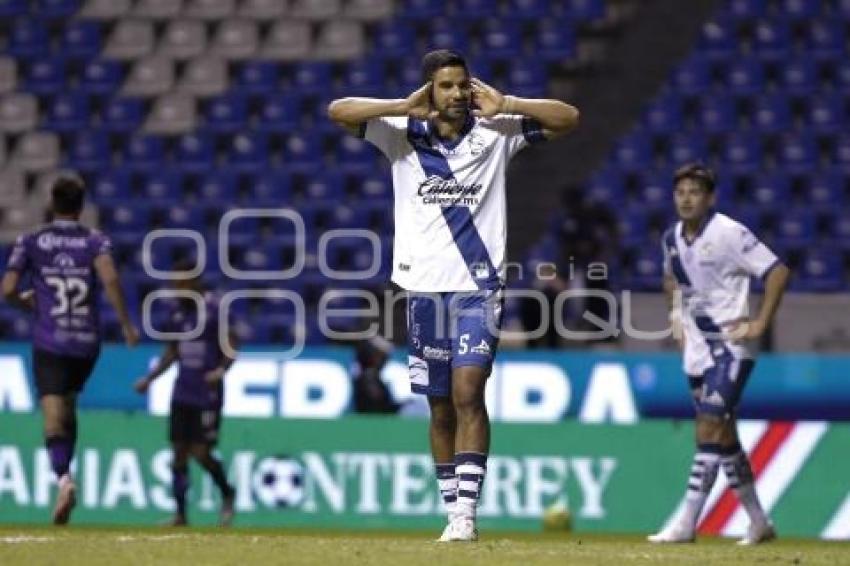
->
[421,49,469,83]
[673,163,716,193]
[51,174,86,215]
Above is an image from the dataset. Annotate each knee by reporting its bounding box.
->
[452,390,486,417]
[695,414,727,444]
[429,400,456,432]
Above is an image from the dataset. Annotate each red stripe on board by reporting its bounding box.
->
[698,421,795,535]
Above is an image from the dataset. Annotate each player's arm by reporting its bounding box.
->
[327,83,435,135]
[1,271,34,312]
[663,272,684,349]
[205,329,238,384]
[134,341,179,394]
[470,78,579,139]
[94,254,139,347]
[738,263,791,341]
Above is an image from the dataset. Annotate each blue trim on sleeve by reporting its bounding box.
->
[521,117,546,144]
[663,227,692,288]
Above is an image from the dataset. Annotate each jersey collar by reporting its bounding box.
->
[428,114,475,151]
[680,209,716,246]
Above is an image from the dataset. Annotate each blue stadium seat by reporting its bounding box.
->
[99,204,153,232]
[617,212,647,248]
[61,20,102,60]
[777,133,818,173]
[806,19,845,57]
[340,60,385,96]
[303,171,344,200]
[751,93,792,133]
[357,174,392,202]
[374,20,415,54]
[671,55,712,95]
[807,93,845,134]
[643,93,684,134]
[67,130,111,171]
[25,59,66,95]
[832,135,850,168]
[750,172,792,208]
[141,169,182,201]
[795,248,844,292]
[198,169,238,202]
[285,132,322,168]
[205,92,248,134]
[778,56,818,94]
[255,93,300,132]
[235,61,280,95]
[100,97,144,133]
[586,169,626,204]
[250,168,293,202]
[722,132,762,171]
[635,172,670,210]
[627,249,663,291]
[833,58,850,90]
[403,0,447,19]
[292,62,333,95]
[697,17,737,60]
[175,132,215,172]
[781,0,821,21]
[507,60,548,99]
[7,18,49,59]
[427,21,471,54]
[36,0,80,19]
[0,0,28,18]
[227,132,269,172]
[560,0,606,22]
[697,95,737,133]
[454,0,495,20]
[534,18,576,62]
[90,168,133,203]
[123,134,166,170]
[507,0,549,19]
[727,0,767,21]
[162,204,204,230]
[827,208,850,241]
[44,92,91,132]
[480,19,522,59]
[774,210,815,247]
[329,203,371,230]
[667,133,709,165]
[752,19,791,60]
[612,132,653,169]
[724,57,764,95]
[336,134,377,170]
[807,170,845,209]
[79,59,125,96]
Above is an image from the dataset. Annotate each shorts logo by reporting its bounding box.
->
[423,346,451,361]
[398,263,411,272]
[471,339,491,355]
[408,355,428,386]
[702,390,725,407]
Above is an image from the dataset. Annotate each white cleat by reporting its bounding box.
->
[437,517,479,542]
[647,523,695,543]
[737,521,776,546]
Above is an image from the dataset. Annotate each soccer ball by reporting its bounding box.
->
[542,502,572,532]
[252,456,305,508]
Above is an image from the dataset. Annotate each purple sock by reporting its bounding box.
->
[172,466,189,516]
[46,436,72,479]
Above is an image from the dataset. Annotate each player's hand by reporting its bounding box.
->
[724,318,766,343]
[134,377,150,394]
[471,78,506,118]
[18,290,35,311]
[205,367,225,384]
[405,82,437,120]
[671,317,685,350]
[123,323,140,347]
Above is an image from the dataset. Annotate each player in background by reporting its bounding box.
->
[648,163,790,545]
[1,174,140,525]
[328,49,579,541]
[134,268,237,527]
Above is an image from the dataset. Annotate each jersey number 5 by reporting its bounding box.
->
[46,276,90,316]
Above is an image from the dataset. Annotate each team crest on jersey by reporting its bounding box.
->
[467,132,487,156]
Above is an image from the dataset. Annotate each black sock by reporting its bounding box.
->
[172,465,189,516]
[199,456,234,497]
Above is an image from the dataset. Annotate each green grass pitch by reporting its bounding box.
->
[1,527,848,565]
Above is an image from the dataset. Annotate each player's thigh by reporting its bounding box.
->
[697,357,756,418]
[32,349,69,398]
[450,365,489,409]
[66,354,98,395]
[407,292,452,398]
[450,289,503,378]
[169,402,201,445]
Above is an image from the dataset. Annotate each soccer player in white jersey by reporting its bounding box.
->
[328,50,578,541]
[648,163,790,545]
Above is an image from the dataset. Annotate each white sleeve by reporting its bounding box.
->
[489,114,547,159]
[727,223,779,278]
[662,238,672,276]
[362,116,407,160]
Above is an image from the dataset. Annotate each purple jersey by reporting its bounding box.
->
[6,220,111,358]
[168,292,230,409]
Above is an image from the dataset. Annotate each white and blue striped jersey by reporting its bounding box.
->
[662,211,780,375]
[362,113,545,292]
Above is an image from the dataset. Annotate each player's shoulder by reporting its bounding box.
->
[476,113,521,132]
[711,211,752,238]
[661,221,681,245]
